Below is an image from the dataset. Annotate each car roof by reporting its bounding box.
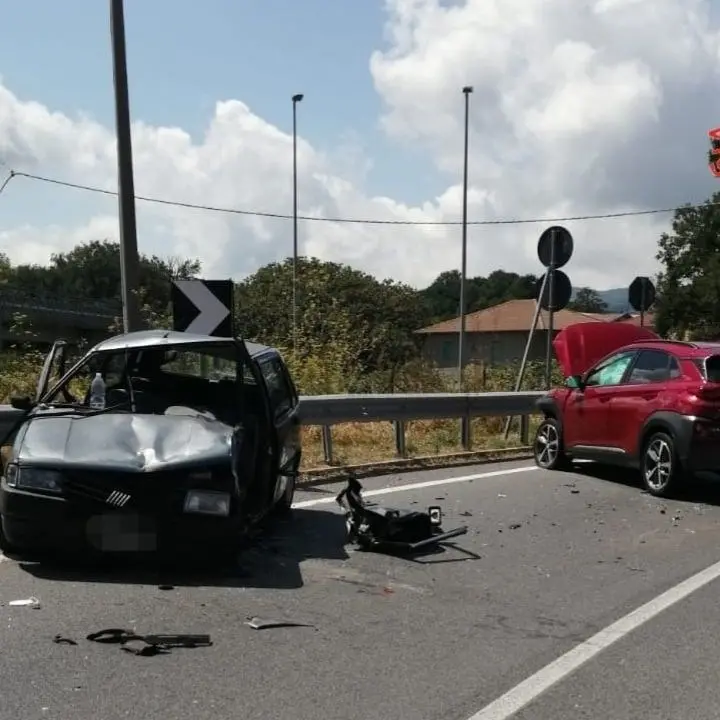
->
[90,329,274,359]
[622,339,720,358]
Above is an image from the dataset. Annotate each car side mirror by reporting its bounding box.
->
[565,375,583,390]
[10,394,33,410]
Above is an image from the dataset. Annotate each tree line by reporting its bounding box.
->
[7,183,718,380]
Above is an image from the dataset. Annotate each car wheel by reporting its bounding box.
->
[273,472,297,517]
[533,418,569,470]
[641,431,682,497]
[0,516,21,557]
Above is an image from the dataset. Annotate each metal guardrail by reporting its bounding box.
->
[297,391,544,465]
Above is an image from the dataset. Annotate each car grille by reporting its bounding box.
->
[62,465,234,513]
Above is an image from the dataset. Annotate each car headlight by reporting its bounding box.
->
[6,464,63,494]
[184,490,231,517]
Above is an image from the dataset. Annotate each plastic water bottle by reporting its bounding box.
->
[89,372,106,410]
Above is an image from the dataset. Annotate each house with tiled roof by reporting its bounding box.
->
[415,299,655,368]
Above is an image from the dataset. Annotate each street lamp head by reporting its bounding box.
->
[292,93,304,103]
[462,86,474,94]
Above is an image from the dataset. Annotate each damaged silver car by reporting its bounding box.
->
[0,329,301,560]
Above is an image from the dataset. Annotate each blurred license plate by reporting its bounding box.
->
[86,513,157,552]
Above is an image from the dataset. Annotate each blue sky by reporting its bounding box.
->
[1,0,717,290]
[0,0,442,205]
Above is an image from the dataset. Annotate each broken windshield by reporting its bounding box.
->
[41,342,249,424]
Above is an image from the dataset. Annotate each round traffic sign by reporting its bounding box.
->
[628,276,656,312]
[537,226,574,269]
[536,269,572,312]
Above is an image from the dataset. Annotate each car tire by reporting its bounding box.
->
[533,417,570,471]
[274,472,297,517]
[0,516,22,558]
[641,431,682,497]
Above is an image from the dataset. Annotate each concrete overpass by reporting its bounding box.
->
[0,289,121,349]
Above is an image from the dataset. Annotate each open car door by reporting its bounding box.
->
[553,322,658,379]
[35,340,68,405]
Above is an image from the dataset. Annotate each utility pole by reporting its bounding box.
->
[291,93,304,358]
[110,0,142,332]
[457,86,473,389]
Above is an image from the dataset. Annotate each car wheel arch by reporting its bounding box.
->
[637,412,690,460]
[536,395,562,423]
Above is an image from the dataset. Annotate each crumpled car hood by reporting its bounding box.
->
[553,321,659,378]
[15,411,235,472]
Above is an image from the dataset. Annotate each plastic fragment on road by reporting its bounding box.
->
[53,635,77,646]
[335,475,468,555]
[86,628,212,656]
[9,597,40,608]
[244,616,316,631]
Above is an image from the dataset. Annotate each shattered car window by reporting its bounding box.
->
[160,349,236,381]
[42,342,250,425]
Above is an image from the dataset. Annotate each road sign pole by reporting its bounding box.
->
[545,230,557,390]
[640,281,645,327]
[504,268,548,440]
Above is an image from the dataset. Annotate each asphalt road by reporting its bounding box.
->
[3,459,720,720]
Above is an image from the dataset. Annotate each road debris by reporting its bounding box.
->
[87,629,212,656]
[508,523,522,530]
[53,635,77,646]
[335,476,467,555]
[9,597,40,609]
[245,617,316,631]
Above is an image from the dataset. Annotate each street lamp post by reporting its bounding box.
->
[457,85,473,390]
[292,93,304,359]
[110,0,142,332]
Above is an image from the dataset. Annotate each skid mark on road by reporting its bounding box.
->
[293,465,538,509]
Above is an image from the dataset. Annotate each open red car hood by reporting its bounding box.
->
[553,322,659,378]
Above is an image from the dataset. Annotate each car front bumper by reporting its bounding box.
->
[0,479,241,555]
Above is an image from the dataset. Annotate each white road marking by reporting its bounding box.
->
[467,558,720,719]
[292,465,538,509]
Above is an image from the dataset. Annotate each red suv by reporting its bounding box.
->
[533,322,720,497]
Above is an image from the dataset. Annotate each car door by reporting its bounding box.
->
[563,349,638,449]
[0,341,69,472]
[607,349,682,453]
[257,354,301,506]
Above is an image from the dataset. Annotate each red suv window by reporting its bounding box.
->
[627,349,681,384]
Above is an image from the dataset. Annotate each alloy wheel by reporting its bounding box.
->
[535,422,559,468]
[644,437,673,492]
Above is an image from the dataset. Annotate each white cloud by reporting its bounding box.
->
[1,0,719,293]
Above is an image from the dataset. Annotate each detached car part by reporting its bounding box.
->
[335,477,467,553]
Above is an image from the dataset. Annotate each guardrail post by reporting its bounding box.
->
[461,416,471,451]
[394,420,407,458]
[322,425,334,465]
[520,415,530,445]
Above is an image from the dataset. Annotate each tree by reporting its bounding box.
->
[420,269,538,323]
[6,240,201,320]
[655,193,720,339]
[235,257,427,382]
[568,287,608,313]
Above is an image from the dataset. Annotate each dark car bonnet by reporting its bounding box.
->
[14,410,234,472]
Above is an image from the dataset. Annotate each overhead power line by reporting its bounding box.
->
[0,168,714,227]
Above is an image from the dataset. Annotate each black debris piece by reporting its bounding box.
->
[245,617,316,631]
[335,476,468,555]
[459,511,473,517]
[158,585,175,591]
[53,635,77,646]
[571,490,580,494]
[86,628,212,656]
[508,523,522,530]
